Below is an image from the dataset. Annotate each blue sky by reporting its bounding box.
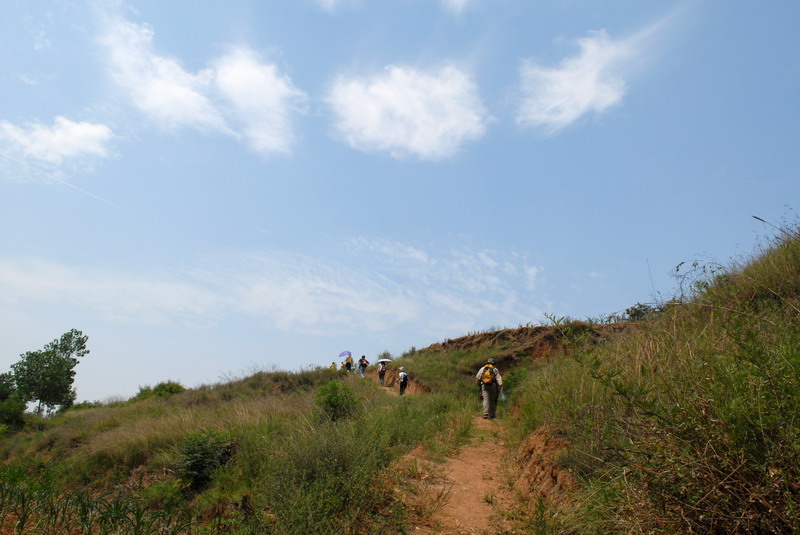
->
[1,0,798,402]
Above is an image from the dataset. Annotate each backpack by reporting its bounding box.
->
[481,365,497,384]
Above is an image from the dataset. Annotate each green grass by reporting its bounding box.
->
[509,226,800,533]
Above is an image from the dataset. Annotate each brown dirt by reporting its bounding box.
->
[510,427,577,512]
[399,417,514,534]
[397,417,576,534]
[425,324,629,370]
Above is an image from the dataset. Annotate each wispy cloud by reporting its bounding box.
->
[0,116,114,182]
[99,14,306,156]
[327,65,489,160]
[516,29,642,134]
[0,240,545,336]
[214,47,307,155]
[99,17,229,134]
[441,0,476,14]
[315,0,476,15]
[0,258,224,326]
[314,0,344,11]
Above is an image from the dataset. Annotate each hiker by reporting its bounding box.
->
[377,361,387,386]
[476,358,503,419]
[358,355,369,378]
[345,353,354,373]
[329,362,337,371]
[398,367,409,396]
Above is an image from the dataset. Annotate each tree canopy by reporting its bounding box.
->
[11,329,89,415]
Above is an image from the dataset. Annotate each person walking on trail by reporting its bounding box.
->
[345,354,354,373]
[329,362,337,371]
[398,367,409,396]
[358,355,369,378]
[377,361,387,386]
[476,358,503,419]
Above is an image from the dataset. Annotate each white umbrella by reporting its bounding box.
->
[376,358,392,364]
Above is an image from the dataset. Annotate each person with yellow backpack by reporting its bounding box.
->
[475,358,503,419]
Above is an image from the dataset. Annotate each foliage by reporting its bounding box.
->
[622,301,666,322]
[315,380,359,421]
[178,430,234,491]
[135,380,186,401]
[10,329,89,415]
[0,373,25,427]
[375,349,393,361]
[0,468,197,534]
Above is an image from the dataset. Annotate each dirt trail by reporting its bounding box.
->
[405,417,515,534]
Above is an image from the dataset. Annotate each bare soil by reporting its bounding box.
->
[397,417,576,534]
[407,416,514,534]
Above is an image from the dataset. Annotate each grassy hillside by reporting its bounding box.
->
[0,226,798,534]
[510,227,800,533]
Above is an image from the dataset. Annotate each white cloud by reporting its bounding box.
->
[517,29,638,133]
[0,259,224,326]
[0,240,547,337]
[315,0,472,13]
[441,0,476,14]
[327,65,489,160]
[350,237,429,264]
[100,17,229,134]
[0,116,113,165]
[214,48,307,155]
[99,15,305,156]
[314,0,342,11]
[0,116,114,183]
[525,266,541,290]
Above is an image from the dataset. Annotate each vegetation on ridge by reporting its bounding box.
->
[511,223,800,533]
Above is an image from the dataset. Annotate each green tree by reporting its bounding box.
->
[0,372,25,427]
[11,329,89,415]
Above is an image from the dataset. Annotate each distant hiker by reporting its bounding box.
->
[345,354,354,373]
[398,367,409,396]
[340,362,347,372]
[377,361,387,386]
[330,362,337,371]
[358,355,369,378]
[476,358,503,419]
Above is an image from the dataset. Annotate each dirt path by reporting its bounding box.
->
[372,368,572,532]
[406,417,515,534]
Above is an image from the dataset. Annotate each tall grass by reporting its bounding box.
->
[0,363,476,533]
[512,228,800,533]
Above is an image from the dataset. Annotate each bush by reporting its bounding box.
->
[134,380,185,401]
[315,380,359,422]
[0,396,26,428]
[177,430,234,491]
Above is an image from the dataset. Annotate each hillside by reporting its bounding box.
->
[0,227,798,534]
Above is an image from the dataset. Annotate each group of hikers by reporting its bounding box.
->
[328,353,503,412]
[329,353,410,395]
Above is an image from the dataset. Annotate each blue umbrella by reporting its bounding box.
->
[339,351,351,358]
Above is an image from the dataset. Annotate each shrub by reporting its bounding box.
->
[177,430,234,491]
[0,373,25,427]
[134,380,185,401]
[315,380,359,422]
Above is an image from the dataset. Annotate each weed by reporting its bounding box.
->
[315,380,359,422]
[178,430,234,491]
